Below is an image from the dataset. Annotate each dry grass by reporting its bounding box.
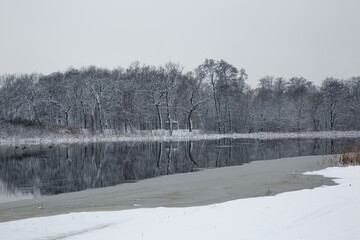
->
[339,145,360,166]
[330,144,360,166]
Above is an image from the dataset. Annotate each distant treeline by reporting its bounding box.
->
[0,59,359,135]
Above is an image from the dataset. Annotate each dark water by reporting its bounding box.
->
[0,138,358,199]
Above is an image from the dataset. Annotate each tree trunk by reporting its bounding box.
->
[65,107,71,126]
[156,104,162,129]
[211,83,221,133]
[165,92,173,136]
[81,101,87,129]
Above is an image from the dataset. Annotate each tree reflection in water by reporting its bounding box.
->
[0,138,357,197]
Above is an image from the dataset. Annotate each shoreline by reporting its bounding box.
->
[1,130,360,146]
[2,165,357,240]
[0,155,335,223]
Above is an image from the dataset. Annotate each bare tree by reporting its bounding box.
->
[321,78,349,130]
[0,74,18,119]
[142,66,166,130]
[82,66,114,133]
[161,62,182,135]
[286,77,312,131]
[197,59,221,133]
[182,71,207,132]
[348,77,360,129]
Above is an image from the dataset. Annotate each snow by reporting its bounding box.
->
[1,166,359,240]
[1,130,360,146]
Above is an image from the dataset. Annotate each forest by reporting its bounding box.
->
[0,59,359,137]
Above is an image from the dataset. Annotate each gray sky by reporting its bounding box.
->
[0,0,359,87]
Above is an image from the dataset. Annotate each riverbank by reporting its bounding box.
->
[1,159,359,240]
[0,155,334,223]
[1,130,360,146]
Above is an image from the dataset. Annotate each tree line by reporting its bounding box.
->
[0,59,359,135]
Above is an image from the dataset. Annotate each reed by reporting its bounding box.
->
[339,144,360,166]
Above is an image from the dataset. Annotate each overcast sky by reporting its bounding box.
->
[0,0,359,87]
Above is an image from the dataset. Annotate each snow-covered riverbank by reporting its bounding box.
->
[1,165,359,240]
[1,130,360,145]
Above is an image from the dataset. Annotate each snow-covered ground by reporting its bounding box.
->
[0,166,359,240]
[1,130,360,145]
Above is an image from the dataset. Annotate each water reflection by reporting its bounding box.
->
[0,138,357,198]
[0,180,35,204]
